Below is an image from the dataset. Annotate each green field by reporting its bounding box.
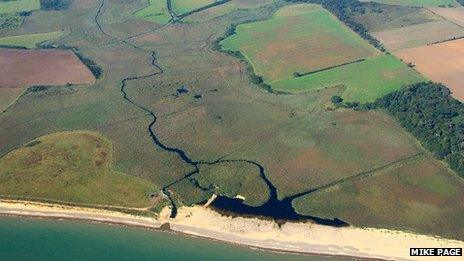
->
[172,0,214,15]
[0,0,40,14]
[135,0,171,24]
[273,54,425,103]
[220,3,425,102]
[0,30,64,48]
[293,155,464,240]
[220,4,378,84]
[361,0,458,7]
[0,131,157,208]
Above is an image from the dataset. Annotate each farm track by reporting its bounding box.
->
[284,152,425,201]
[423,7,464,47]
[91,0,416,223]
[426,7,464,30]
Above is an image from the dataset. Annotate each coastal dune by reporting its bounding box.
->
[1,200,463,260]
[164,206,464,260]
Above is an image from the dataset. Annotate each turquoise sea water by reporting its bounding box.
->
[0,216,352,260]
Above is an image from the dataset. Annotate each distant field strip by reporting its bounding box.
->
[220,4,378,84]
[0,0,40,14]
[171,0,214,15]
[183,0,275,23]
[360,0,458,7]
[374,20,464,51]
[273,54,424,103]
[352,5,442,33]
[0,31,65,48]
[135,0,171,24]
[429,6,464,27]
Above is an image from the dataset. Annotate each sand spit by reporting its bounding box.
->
[1,200,463,260]
[0,200,162,228]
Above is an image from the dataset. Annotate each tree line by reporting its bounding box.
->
[333,82,464,177]
[73,51,102,79]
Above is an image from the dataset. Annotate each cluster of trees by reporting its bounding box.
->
[334,82,464,176]
[40,0,72,11]
[73,51,103,79]
[285,0,385,51]
[0,10,32,30]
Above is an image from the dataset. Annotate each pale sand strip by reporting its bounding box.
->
[1,200,463,260]
[0,200,162,228]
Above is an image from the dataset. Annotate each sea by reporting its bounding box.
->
[0,216,353,260]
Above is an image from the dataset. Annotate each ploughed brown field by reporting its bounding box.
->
[396,38,464,101]
[429,7,464,27]
[0,49,95,88]
[373,20,464,51]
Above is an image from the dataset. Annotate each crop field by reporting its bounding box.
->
[0,48,95,87]
[0,30,64,48]
[0,48,94,110]
[429,6,464,27]
[373,20,464,51]
[273,54,424,103]
[220,4,378,84]
[352,3,441,32]
[360,0,459,7]
[293,155,464,240]
[396,38,464,101]
[0,0,40,14]
[0,131,156,207]
[135,0,171,24]
[0,0,463,240]
[171,0,214,15]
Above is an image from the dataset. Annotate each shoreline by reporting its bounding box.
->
[1,200,463,260]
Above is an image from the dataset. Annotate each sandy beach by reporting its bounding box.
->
[1,199,463,260]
